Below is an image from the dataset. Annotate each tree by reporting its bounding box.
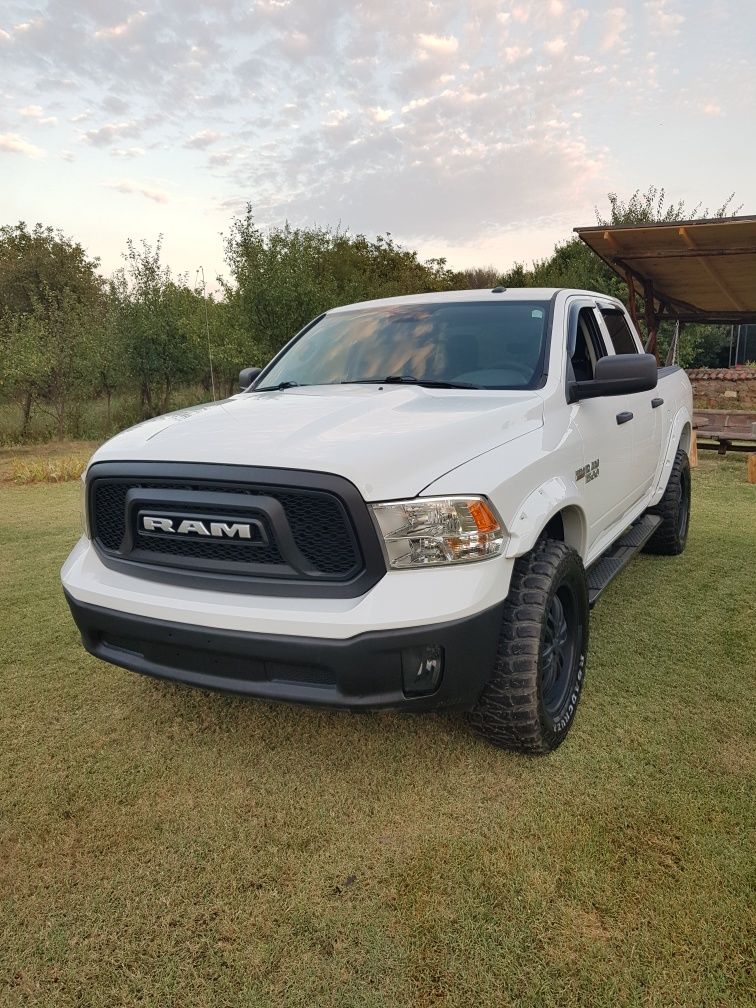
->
[500,187,740,362]
[198,295,254,398]
[452,265,501,290]
[0,222,103,438]
[0,309,46,439]
[222,207,457,364]
[111,239,205,418]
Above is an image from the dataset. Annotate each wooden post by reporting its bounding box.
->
[643,278,659,361]
[666,320,683,366]
[625,269,640,333]
[689,430,698,468]
[748,453,756,485]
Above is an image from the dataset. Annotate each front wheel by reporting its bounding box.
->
[467,540,589,754]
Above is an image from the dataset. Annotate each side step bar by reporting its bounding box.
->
[586,514,662,608]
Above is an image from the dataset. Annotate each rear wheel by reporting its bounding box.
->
[642,448,690,555]
[467,540,589,754]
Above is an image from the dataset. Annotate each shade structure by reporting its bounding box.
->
[575,216,756,324]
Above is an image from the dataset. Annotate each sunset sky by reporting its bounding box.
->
[2,0,754,284]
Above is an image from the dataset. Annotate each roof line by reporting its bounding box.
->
[574,214,756,234]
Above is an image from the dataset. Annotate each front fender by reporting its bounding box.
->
[421,424,587,562]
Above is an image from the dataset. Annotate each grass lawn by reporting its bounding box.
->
[0,451,753,1007]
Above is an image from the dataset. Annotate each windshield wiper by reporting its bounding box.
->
[253,380,305,392]
[342,375,480,389]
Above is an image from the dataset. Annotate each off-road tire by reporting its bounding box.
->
[642,448,690,556]
[467,540,589,755]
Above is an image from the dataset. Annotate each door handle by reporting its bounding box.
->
[651,397,664,408]
[616,411,633,425]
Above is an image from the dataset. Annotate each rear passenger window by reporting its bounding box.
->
[600,309,639,355]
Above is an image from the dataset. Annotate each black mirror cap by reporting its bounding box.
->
[569,353,658,402]
[239,366,263,391]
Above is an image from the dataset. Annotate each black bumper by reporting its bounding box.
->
[64,591,503,712]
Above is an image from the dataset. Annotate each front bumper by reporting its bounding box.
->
[64,590,503,712]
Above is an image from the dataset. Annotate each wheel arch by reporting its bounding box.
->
[539,505,587,556]
[650,406,693,506]
[678,420,692,454]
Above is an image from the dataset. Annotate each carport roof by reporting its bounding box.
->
[575,215,756,324]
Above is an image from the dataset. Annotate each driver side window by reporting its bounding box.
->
[570,307,606,382]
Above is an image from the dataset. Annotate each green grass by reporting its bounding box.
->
[0,451,753,1007]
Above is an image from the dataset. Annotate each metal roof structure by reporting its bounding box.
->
[575,215,756,356]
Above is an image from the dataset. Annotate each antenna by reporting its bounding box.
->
[197,266,217,401]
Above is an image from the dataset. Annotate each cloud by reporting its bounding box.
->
[281,30,310,55]
[0,132,45,158]
[103,178,170,203]
[82,122,140,146]
[416,33,459,56]
[208,151,234,166]
[602,7,629,50]
[94,11,148,39]
[570,8,590,31]
[504,46,533,64]
[19,104,57,125]
[185,129,222,149]
[0,0,748,281]
[13,18,44,34]
[102,95,130,114]
[324,109,349,127]
[544,37,567,55]
[645,0,685,34]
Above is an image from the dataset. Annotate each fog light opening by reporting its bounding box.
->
[402,644,444,696]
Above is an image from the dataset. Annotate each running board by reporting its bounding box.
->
[587,514,662,608]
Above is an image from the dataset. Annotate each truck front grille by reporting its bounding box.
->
[92,479,358,576]
[86,461,386,596]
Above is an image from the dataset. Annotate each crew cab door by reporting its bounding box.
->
[567,301,640,540]
[596,302,659,496]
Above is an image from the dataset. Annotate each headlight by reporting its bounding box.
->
[371,496,505,569]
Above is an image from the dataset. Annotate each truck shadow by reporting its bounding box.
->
[133,673,508,781]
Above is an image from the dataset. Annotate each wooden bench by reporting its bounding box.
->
[693,410,756,455]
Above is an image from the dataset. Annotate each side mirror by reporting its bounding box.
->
[239,366,262,391]
[569,353,657,403]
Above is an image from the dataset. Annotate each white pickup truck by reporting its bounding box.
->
[62,288,693,753]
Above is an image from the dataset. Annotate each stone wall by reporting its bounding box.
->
[686,368,756,410]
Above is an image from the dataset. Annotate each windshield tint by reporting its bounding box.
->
[255,301,550,391]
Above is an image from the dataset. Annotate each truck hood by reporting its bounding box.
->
[92,385,544,500]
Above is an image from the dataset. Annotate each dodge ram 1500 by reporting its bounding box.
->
[62,288,693,753]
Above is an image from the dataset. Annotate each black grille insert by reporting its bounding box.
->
[91,476,362,580]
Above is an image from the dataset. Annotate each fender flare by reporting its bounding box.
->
[651,406,692,505]
[504,477,587,559]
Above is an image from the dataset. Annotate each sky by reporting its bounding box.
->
[2,0,754,286]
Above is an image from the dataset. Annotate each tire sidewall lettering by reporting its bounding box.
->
[550,652,586,735]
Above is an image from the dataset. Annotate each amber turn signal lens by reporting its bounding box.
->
[468,499,500,533]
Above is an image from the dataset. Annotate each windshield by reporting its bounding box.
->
[254,300,550,391]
